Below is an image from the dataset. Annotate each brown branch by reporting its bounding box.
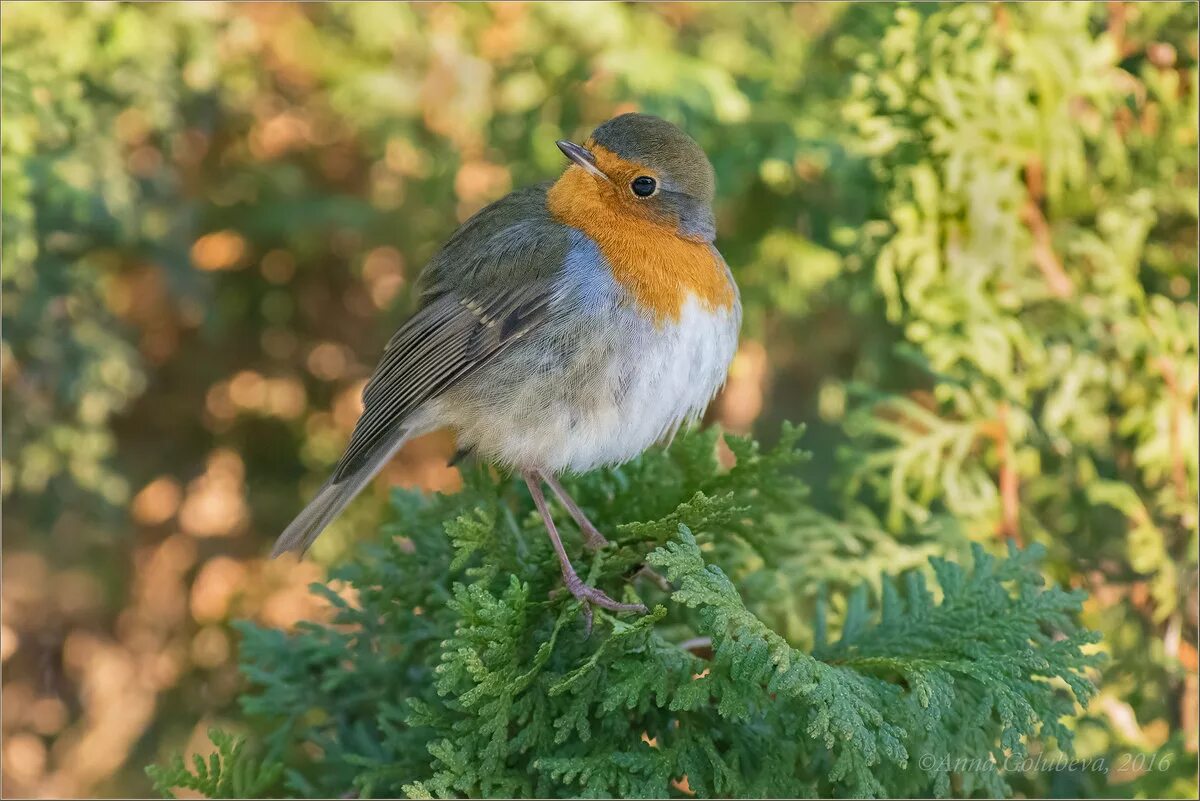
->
[1020,200,1074,299]
[1107,1,1128,58]
[994,401,1023,545]
[993,4,1010,38]
[1020,157,1074,299]
[1155,356,1195,504]
[1024,153,1045,202]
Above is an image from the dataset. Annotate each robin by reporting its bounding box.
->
[272,112,741,621]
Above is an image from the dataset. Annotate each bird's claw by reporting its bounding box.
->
[563,573,647,634]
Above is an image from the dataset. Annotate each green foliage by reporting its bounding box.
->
[1,3,186,506]
[146,729,283,800]
[842,3,1198,565]
[154,429,1101,799]
[831,6,1198,793]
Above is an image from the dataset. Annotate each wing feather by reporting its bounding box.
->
[332,282,554,481]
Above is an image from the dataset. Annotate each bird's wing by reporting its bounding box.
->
[273,186,574,557]
[416,183,562,299]
[275,281,557,555]
[333,281,555,480]
[333,187,572,482]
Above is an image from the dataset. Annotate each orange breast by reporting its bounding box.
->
[547,158,734,323]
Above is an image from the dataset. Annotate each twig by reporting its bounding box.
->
[995,402,1023,545]
[1107,1,1128,57]
[1021,157,1074,299]
[1155,356,1195,504]
[993,4,1010,38]
[678,636,713,656]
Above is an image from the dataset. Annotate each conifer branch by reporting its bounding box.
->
[152,428,1101,800]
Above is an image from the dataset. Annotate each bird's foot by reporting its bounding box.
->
[563,572,647,634]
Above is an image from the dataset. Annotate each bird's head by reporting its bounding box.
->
[551,113,716,242]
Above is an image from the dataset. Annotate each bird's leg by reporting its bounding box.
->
[541,472,672,593]
[541,472,609,550]
[523,472,647,627]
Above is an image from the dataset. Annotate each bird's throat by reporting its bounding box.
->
[548,167,734,324]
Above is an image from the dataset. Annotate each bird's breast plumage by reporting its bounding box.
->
[425,229,741,473]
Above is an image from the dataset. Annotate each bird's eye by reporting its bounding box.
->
[631,176,657,197]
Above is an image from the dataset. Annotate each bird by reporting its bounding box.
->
[272,112,741,622]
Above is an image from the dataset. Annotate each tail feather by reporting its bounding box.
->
[271,426,412,558]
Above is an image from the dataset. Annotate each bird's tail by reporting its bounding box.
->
[270,425,413,558]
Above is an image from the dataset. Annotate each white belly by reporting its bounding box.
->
[430,295,739,474]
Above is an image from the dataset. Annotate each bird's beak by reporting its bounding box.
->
[556,140,610,182]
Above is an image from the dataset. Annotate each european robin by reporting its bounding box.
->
[273,113,741,621]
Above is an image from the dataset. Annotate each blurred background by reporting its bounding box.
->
[1,2,1196,798]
